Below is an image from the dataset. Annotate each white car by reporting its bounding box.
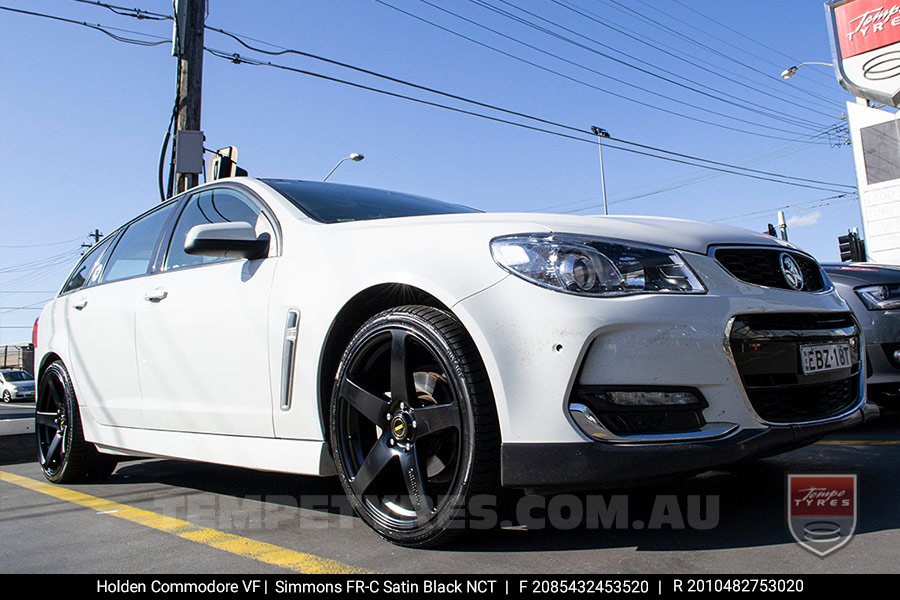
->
[0,369,35,403]
[34,178,867,546]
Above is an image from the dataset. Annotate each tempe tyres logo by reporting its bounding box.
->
[786,474,857,557]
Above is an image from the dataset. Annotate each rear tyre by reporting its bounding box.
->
[330,305,501,547]
[36,361,117,483]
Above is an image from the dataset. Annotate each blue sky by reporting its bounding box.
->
[0,1,864,343]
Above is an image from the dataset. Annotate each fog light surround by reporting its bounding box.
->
[570,386,710,439]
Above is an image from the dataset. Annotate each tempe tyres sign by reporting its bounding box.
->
[828,0,900,106]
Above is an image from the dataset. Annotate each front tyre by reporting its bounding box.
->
[36,361,117,483]
[330,306,500,547]
[2,390,11,403]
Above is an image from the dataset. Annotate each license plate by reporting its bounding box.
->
[800,343,851,375]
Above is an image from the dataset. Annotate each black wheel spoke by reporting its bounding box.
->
[35,411,58,429]
[413,402,460,438]
[46,381,63,411]
[399,448,434,524]
[350,435,396,496]
[44,432,63,464]
[390,330,416,406]
[341,379,389,424]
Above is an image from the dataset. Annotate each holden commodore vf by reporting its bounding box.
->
[34,178,868,546]
[822,262,900,406]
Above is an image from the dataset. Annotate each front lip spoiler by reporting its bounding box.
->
[501,403,866,490]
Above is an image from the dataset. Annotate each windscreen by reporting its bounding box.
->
[262,179,478,224]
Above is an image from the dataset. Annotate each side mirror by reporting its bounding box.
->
[184,222,269,260]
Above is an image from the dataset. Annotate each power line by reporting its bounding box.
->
[403,0,824,139]
[205,26,853,191]
[711,193,857,224]
[205,46,853,194]
[666,0,839,87]
[0,237,84,248]
[372,0,832,144]
[532,125,847,213]
[10,3,855,195]
[596,0,841,104]
[471,0,830,131]
[0,5,169,46]
[71,0,172,21]
[548,0,839,118]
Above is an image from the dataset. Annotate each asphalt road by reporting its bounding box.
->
[0,400,35,419]
[1,413,898,574]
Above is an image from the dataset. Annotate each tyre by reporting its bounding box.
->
[2,390,11,403]
[329,305,501,547]
[36,361,117,483]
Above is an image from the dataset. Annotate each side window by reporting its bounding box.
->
[60,235,114,294]
[165,188,273,271]
[102,203,176,284]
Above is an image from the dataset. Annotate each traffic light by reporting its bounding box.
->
[838,233,854,261]
[766,223,778,237]
[837,230,866,262]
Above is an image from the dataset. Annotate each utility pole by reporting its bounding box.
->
[172,0,207,194]
[80,229,103,254]
[777,210,788,241]
[591,126,611,215]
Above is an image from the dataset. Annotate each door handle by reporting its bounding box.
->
[143,288,168,302]
[73,298,88,310]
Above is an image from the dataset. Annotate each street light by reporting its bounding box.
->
[323,153,365,182]
[591,126,611,215]
[780,61,834,80]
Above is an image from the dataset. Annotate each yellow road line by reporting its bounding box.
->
[817,440,900,445]
[0,470,366,574]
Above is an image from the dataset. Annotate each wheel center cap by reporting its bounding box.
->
[390,413,411,441]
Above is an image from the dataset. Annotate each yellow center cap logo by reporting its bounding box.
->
[391,415,408,440]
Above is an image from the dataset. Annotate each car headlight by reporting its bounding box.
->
[856,284,900,310]
[490,233,705,296]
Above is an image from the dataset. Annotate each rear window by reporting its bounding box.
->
[2,371,31,381]
[263,179,477,224]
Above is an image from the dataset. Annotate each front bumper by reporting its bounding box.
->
[502,403,867,489]
[7,389,34,400]
[455,250,865,488]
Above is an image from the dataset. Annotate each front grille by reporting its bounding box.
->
[745,378,859,423]
[729,312,861,424]
[715,248,826,292]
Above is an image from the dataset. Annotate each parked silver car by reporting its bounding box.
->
[823,263,900,406]
[0,369,36,403]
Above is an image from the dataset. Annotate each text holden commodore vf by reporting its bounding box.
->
[34,178,868,546]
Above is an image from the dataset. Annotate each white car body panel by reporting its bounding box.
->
[135,259,278,436]
[35,177,866,481]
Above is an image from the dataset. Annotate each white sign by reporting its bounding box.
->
[847,100,900,264]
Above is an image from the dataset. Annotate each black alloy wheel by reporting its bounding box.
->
[36,361,117,483]
[330,306,500,547]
